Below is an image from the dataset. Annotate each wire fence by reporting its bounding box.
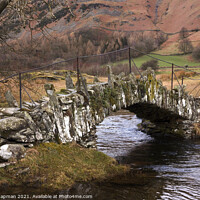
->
[0,46,200,109]
[130,47,200,96]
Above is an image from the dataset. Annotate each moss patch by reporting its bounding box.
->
[103,87,118,106]
[89,86,118,117]
[0,143,128,190]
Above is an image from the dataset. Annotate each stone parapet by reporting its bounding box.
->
[0,69,198,162]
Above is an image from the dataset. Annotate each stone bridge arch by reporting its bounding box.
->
[0,68,199,156]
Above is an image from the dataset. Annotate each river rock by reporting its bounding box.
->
[0,144,26,161]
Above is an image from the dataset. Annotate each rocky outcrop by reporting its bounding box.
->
[0,68,198,163]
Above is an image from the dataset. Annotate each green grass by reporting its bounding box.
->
[112,54,200,68]
[0,143,128,190]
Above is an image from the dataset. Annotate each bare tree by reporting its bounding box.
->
[0,0,73,15]
[192,44,200,60]
[178,38,193,54]
[178,27,193,54]
[155,31,168,46]
[0,0,73,42]
[0,0,12,14]
[179,27,189,40]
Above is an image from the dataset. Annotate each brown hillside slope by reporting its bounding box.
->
[156,0,200,33]
[0,0,200,53]
[9,0,200,38]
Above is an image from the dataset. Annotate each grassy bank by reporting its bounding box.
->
[135,54,200,67]
[112,54,200,68]
[0,143,128,190]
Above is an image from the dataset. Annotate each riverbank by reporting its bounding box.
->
[0,142,129,191]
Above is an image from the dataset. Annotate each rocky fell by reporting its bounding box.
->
[0,0,200,64]
[8,0,198,43]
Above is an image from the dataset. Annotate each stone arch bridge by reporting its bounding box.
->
[0,68,199,160]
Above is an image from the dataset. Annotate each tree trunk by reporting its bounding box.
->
[0,0,12,15]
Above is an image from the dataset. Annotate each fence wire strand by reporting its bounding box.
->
[21,84,36,106]
[131,58,143,78]
[183,76,200,81]
[173,71,184,90]
[0,45,200,108]
[189,82,200,95]
[130,47,200,76]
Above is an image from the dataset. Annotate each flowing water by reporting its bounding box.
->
[64,110,200,200]
[1,110,200,200]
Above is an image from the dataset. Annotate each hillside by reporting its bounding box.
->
[12,0,200,52]
[32,0,200,34]
[0,0,200,69]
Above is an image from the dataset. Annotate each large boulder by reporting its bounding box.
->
[0,144,26,161]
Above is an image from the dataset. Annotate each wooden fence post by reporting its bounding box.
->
[182,76,184,86]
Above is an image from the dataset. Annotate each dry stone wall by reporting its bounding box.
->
[0,68,198,163]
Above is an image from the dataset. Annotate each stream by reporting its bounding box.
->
[64,110,200,200]
[1,110,200,200]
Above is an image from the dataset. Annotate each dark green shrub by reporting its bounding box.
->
[192,45,200,60]
[141,60,159,71]
[178,38,193,54]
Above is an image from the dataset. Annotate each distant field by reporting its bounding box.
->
[110,54,200,97]
[112,54,200,68]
